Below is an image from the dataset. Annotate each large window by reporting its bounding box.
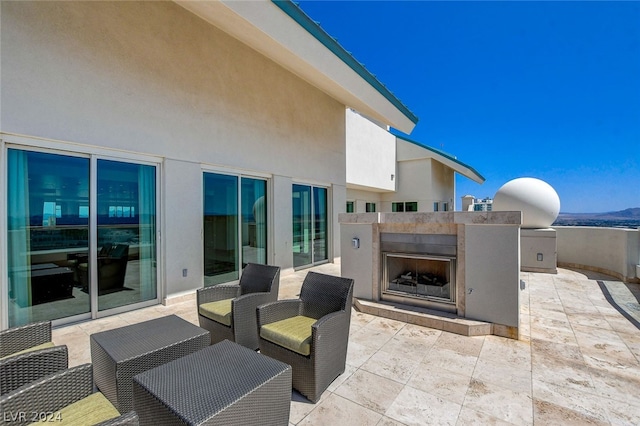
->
[292,184,327,268]
[6,149,158,327]
[203,173,267,286]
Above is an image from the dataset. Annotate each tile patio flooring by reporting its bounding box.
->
[52,263,640,425]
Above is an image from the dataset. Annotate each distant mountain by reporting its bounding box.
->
[559,208,640,219]
[554,208,640,228]
[596,208,640,219]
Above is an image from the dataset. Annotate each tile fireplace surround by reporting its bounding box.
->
[339,212,523,339]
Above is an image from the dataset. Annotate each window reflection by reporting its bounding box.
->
[6,150,158,326]
[241,178,267,266]
[7,150,90,326]
[203,173,239,286]
[96,160,157,311]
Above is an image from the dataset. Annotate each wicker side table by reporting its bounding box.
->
[90,314,210,413]
[133,340,292,425]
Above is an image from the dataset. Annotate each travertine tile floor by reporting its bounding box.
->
[52,263,640,425]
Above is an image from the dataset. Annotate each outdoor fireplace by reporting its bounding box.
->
[340,211,522,339]
[381,233,456,313]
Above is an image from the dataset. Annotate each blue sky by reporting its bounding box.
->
[297,1,640,213]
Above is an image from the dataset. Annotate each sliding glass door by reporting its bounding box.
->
[203,173,238,286]
[313,187,328,263]
[6,148,158,327]
[292,184,328,268]
[203,173,267,286]
[96,160,157,311]
[241,178,267,266]
[292,184,312,268]
[7,150,90,326]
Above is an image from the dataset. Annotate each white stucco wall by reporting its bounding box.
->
[345,109,396,192]
[554,226,640,283]
[163,159,204,296]
[2,2,345,183]
[382,158,454,212]
[429,161,455,207]
[1,2,346,299]
[273,175,294,272]
[347,188,382,213]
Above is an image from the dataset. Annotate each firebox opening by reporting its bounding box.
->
[387,254,452,300]
[384,253,455,303]
[380,233,457,313]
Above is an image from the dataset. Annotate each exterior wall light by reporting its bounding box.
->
[352,237,360,249]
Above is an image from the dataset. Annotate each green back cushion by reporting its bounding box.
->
[260,315,316,356]
[30,392,119,425]
[199,299,233,326]
[0,341,55,360]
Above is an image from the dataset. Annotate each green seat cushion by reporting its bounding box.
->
[199,299,233,326]
[260,315,316,356]
[30,392,119,425]
[0,341,55,360]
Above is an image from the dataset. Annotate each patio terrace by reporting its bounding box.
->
[52,262,640,425]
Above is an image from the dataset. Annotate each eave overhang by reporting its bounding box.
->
[396,135,485,184]
[174,0,418,134]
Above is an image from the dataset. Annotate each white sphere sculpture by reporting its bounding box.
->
[493,178,560,229]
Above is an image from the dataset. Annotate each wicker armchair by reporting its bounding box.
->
[198,263,280,350]
[257,271,354,403]
[0,321,68,395]
[0,321,52,357]
[0,363,138,425]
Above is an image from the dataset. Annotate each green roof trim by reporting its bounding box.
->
[396,134,486,183]
[273,0,419,125]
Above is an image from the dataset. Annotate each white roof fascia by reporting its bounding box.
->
[174,0,417,134]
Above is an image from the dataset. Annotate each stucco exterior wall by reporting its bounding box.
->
[390,159,456,212]
[554,226,640,283]
[348,157,457,213]
[347,189,382,213]
[273,175,294,272]
[345,109,396,192]
[1,1,346,300]
[429,160,455,208]
[391,160,429,208]
[163,159,203,297]
[1,1,345,183]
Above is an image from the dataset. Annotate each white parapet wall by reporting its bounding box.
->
[553,226,640,283]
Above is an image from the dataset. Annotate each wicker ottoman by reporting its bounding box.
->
[90,314,210,413]
[132,340,292,425]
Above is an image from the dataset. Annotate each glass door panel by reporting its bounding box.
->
[96,160,157,311]
[292,184,312,268]
[241,178,267,266]
[7,149,90,327]
[313,187,328,263]
[203,173,238,286]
